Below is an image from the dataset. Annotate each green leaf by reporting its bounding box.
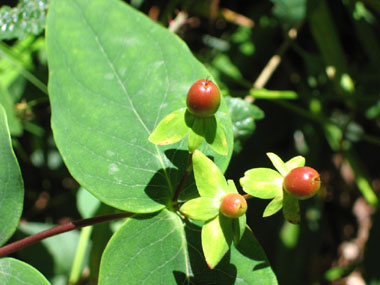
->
[100,210,277,283]
[192,150,228,199]
[46,0,233,213]
[0,0,48,40]
[240,168,283,199]
[345,150,378,207]
[309,0,348,90]
[271,0,308,25]
[225,179,238,194]
[263,195,284,217]
[283,192,300,224]
[77,187,101,218]
[180,197,220,221]
[0,105,24,246]
[205,116,228,155]
[285,155,305,171]
[233,214,246,244]
[185,222,278,283]
[99,210,189,284]
[149,108,189,145]
[211,54,245,81]
[231,227,278,284]
[188,116,205,153]
[267,152,289,176]
[0,258,50,285]
[225,97,264,154]
[202,215,232,269]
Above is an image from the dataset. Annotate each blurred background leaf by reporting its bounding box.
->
[0,0,48,41]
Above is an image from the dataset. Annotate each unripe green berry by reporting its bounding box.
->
[283,166,321,200]
[186,79,220,117]
[220,193,247,218]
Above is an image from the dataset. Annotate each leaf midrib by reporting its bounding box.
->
[71,0,174,198]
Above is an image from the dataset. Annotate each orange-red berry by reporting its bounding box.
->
[283,167,321,199]
[220,193,247,218]
[186,79,220,117]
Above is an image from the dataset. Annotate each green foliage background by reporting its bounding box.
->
[1,0,380,284]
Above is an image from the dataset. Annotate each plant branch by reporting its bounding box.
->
[172,153,193,204]
[245,23,301,103]
[168,11,188,33]
[0,212,133,257]
[243,194,253,200]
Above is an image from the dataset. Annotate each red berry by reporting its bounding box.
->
[220,193,247,218]
[186,79,220,117]
[283,167,321,200]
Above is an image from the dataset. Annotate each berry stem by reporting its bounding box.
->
[0,212,133,257]
[172,153,193,204]
[243,194,253,200]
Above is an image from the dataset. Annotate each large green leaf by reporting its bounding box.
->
[0,105,24,246]
[0,258,50,285]
[99,210,277,284]
[46,0,233,213]
[99,210,189,284]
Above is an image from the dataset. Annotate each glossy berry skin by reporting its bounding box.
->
[220,193,247,218]
[283,167,321,200]
[186,79,220,117]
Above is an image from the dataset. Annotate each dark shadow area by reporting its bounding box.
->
[164,149,198,201]
[204,116,217,144]
[171,218,276,284]
[179,220,237,284]
[144,149,194,206]
[234,228,273,273]
[363,209,380,284]
[144,167,179,206]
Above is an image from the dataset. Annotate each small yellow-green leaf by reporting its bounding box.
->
[205,116,228,155]
[180,197,220,221]
[240,168,283,199]
[225,179,238,194]
[283,192,300,224]
[192,150,228,199]
[202,215,233,269]
[263,195,283,217]
[267,152,288,176]
[285,155,305,171]
[148,108,189,145]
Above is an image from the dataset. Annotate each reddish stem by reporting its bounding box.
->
[172,153,193,203]
[243,194,253,200]
[0,212,133,257]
